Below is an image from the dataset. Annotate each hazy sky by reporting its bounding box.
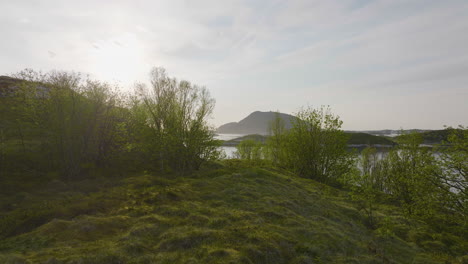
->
[1,0,467,130]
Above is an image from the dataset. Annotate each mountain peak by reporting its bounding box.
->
[217,111,296,135]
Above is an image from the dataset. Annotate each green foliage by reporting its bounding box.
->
[0,67,221,181]
[130,67,221,172]
[343,147,383,228]
[435,126,467,218]
[265,111,288,167]
[375,217,395,239]
[1,70,130,181]
[234,107,355,178]
[346,130,467,241]
[234,139,264,163]
[384,132,442,218]
[283,106,354,184]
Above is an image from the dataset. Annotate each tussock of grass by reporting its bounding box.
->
[0,162,466,263]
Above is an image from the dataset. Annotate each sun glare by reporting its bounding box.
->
[89,33,148,86]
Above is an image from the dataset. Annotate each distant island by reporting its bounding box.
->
[217,111,434,137]
[218,111,452,146]
[222,133,396,147]
[345,129,432,137]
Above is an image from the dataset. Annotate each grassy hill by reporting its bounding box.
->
[1,162,465,263]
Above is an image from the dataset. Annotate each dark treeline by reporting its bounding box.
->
[0,68,221,184]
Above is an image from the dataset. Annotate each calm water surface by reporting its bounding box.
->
[215,134,245,158]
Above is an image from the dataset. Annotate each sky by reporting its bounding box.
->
[1,0,467,130]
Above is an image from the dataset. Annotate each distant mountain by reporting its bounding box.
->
[217,111,296,135]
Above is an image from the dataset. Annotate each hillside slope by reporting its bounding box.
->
[217,111,296,135]
[1,163,462,263]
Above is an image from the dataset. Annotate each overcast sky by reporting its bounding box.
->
[1,0,467,130]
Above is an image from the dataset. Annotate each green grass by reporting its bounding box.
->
[0,162,466,263]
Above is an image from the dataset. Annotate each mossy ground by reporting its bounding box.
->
[0,161,466,263]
